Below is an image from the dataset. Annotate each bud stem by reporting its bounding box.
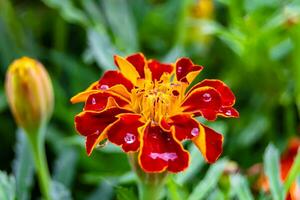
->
[27,124,51,200]
[128,153,167,200]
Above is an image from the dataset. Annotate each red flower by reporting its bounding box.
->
[71,53,239,173]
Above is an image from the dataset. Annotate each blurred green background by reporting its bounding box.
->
[0,0,299,199]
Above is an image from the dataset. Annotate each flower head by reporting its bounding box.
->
[71,53,238,173]
[5,57,54,133]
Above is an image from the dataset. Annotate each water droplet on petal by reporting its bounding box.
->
[100,84,109,90]
[91,97,96,105]
[225,110,231,116]
[177,66,182,73]
[124,133,136,144]
[149,152,178,161]
[202,93,212,102]
[191,127,199,137]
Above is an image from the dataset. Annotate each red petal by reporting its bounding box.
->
[95,70,134,92]
[106,114,144,152]
[126,53,146,78]
[75,108,130,136]
[181,86,222,121]
[148,60,173,81]
[218,107,239,118]
[84,91,129,111]
[192,125,223,163]
[175,58,203,83]
[168,114,201,141]
[139,125,189,173]
[188,79,235,107]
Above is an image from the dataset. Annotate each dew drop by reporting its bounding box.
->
[191,127,199,137]
[91,97,96,105]
[149,152,178,161]
[124,133,136,144]
[100,84,109,90]
[225,110,232,116]
[177,66,182,73]
[202,93,212,102]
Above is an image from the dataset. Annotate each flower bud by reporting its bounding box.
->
[5,57,54,132]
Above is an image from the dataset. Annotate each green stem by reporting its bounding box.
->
[138,179,164,200]
[128,153,167,200]
[27,125,51,200]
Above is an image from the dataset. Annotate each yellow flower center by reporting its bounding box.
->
[130,74,187,123]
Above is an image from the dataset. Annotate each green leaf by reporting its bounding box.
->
[42,0,89,27]
[167,176,188,200]
[52,148,78,188]
[0,171,16,200]
[283,150,300,197]
[230,174,254,200]
[116,186,137,200]
[12,130,34,200]
[263,144,284,200]
[51,181,72,200]
[87,181,114,200]
[102,0,138,52]
[188,158,227,200]
[88,27,120,69]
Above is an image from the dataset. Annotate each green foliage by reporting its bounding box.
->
[0,171,16,200]
[0,0,300,199]
[263,144,284,200]
[13,130,34,200]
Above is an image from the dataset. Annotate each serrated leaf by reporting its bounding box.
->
[102,0,138,52]
[116,186,137,200]
[87,181,114,200]
[0,171,16,200]
[51,181,72,200]
[188,158,227,200]
[230,174,254,200]
[53,148,78,188]
[42,0,89,27]
[263,144,284,200]
[88,27,120,70]
[12,129,34,200]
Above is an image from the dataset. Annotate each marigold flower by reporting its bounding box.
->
[71,53,239,173]
[5,57,54,133]
[258,138,300,200]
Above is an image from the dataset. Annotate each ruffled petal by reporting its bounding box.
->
[126,53,146,78]
[70,81,99,104]
[148,59,173,81]
[175,57,203,83]
[181,86,222,121]
[192,125,223,163]
[96,70,134,92]
[106,114,144,152]
[114,55,140,85]
[166,114,201,141]
[188,79,235,106]
[138,124,189,173]
[84,91,129,111]
[86,132,107,156]
[75,108,131,155]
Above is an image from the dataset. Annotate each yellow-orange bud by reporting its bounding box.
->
[5,57,54,133]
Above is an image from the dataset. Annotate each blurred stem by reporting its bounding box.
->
[128,153,167,200]
[26,124,51,200]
